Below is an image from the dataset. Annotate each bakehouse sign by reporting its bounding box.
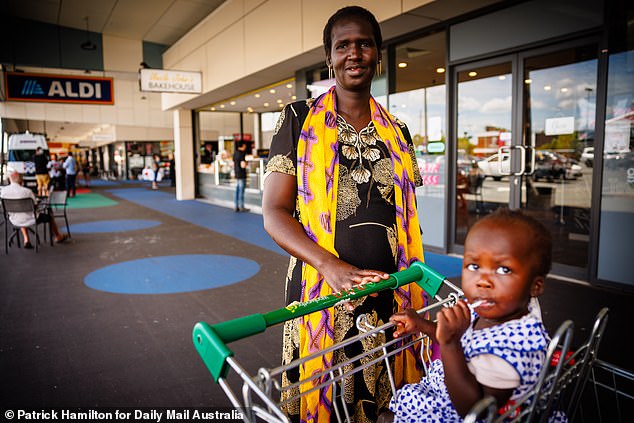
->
[5,72,114,105]
[139,69,202,94]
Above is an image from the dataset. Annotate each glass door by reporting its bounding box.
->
[451,43,599,278]
[519,44,598,275]
[454,60,514,245]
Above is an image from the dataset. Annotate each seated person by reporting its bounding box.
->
[381,209,561,422]
[1,171,69,248]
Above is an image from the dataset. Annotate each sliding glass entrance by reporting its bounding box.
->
[452,42,598,277]
[520,45,598,272]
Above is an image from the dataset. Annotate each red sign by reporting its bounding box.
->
[232,133,252,141]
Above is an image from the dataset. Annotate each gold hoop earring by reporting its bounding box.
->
[376,60,382,76]
[328,65,333,80]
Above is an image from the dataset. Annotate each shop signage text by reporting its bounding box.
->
[5,72,114,105]
[139,69,202,94]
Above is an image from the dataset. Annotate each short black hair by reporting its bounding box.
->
[323,6,382,56]
[473,208,552,278]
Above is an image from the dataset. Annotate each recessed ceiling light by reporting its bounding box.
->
[498,75,506,80]
[524,79,532,84]
[230,101,236,105]
[276,99,282,103]
[247,107,254,113]
[279,103,284,108]
[468,71,477,77]
[210,107,216,111]
[291,95,296,100]
[220,104,225,108]
[398,62,408,68]
[544,85,552,91]
[561,87,569,93]
[255,93,261,98]
[264,102,269,107]
[269,89,276,94]
[436,67,445,73]
[286,84,293,89]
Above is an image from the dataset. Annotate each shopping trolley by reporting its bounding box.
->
[465,306,634,422]
[192,261,464,423]
[571,359,634,423]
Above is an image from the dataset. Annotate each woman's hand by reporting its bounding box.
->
[320,256,388,293]
[319,257,388,310]
[435,300,470,346]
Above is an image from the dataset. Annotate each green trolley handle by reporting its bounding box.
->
[192,261,447,382]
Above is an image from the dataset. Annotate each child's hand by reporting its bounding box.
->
[390,309,423,338]
[436,300,470,345]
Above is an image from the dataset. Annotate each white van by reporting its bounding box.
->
[7,132,48,190]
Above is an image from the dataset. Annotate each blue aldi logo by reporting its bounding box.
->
[5,72,114,105]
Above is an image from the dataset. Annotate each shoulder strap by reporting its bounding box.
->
[289,100,311,127]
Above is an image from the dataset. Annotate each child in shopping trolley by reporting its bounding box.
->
[382,208,563,422]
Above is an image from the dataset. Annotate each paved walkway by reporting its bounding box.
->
[0,181,631,410]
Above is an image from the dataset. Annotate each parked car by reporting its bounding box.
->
[533,151,577,181]
[581,147,594,167]
[567,162,583,179]
[604,150,634,169]
[457,151,478,174]
[477,153,510,181]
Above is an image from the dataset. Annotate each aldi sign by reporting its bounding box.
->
[5,72,114,105]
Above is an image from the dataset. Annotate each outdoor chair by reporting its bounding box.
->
[48,189,71,238]
[1,197,46,253]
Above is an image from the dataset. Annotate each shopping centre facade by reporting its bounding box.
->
[1,0,632,290]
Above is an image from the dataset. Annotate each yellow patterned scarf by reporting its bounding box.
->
[296,86,426,422]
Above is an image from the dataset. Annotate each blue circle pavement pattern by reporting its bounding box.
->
[85,254,261,294]
[71,219,162,233]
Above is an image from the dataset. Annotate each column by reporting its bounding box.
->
[173,109,195,200]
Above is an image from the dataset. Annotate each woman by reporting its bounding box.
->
[47,153,61,190]
[151,154,160,190]
[262,6,427,422]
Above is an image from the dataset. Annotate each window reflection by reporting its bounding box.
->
[598,48,634,285]
[455,62,513,245]
[390,31,447,248]
[521,46,597,271]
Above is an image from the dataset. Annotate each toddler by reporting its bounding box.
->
[385,208,556,422]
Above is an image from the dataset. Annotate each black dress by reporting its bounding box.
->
[266,100,422,422]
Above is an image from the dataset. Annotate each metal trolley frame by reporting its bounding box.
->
[192,261,463,423]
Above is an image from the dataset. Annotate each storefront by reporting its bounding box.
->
[187,0,632,290]
[125,141,174,182]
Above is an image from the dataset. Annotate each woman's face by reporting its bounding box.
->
[328,16,379,93]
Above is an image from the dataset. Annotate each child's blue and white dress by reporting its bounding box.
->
[389,303,550,422]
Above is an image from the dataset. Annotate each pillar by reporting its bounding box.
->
[173,109,195,200]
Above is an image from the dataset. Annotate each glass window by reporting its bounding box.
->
[455,62,513,245]
[597,2,634,286]
[261,111,281,150]
[196,111,241,193]
[520,46,597,271]
[389,31,447,248]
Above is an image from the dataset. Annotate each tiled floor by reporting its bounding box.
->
[1,181,632,409]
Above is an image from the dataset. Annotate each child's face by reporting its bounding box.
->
[462,220,544,326]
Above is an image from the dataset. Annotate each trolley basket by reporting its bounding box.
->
[192,261,465,422]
